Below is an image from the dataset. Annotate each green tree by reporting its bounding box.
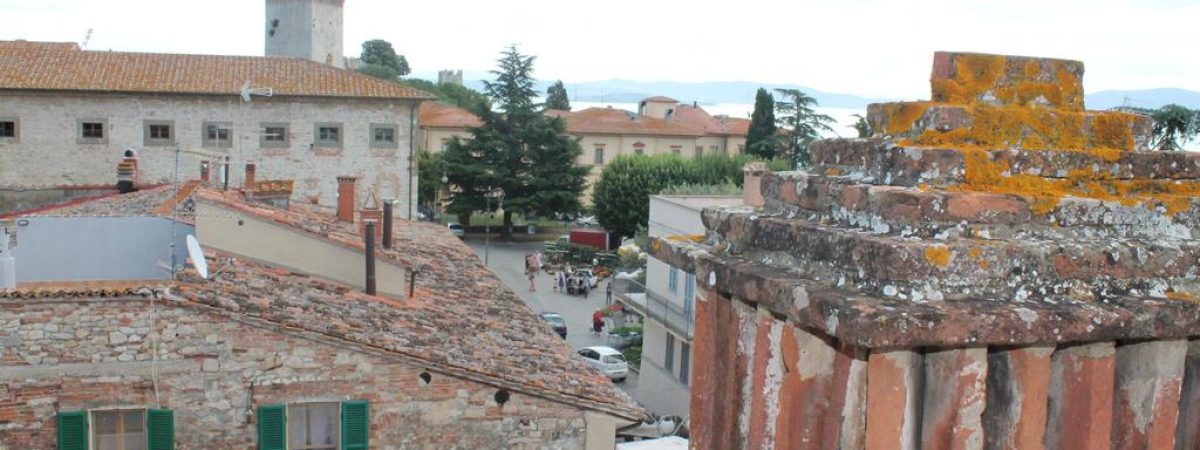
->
[546,80,571,110]
[745,88,778,158]
[774,88,835,167]
[416,150,446,219]
[357,39,410,81]
[1150,104,1198,151]
[442,46,589,238]
[849,113,871,138]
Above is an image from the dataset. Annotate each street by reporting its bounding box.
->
[466,238,641,398]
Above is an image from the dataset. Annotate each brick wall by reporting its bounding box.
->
[0,297,588,449]
[0,91,419,218]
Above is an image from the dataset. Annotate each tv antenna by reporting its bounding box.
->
[240,80,274,102]
[81,28,92,49]
[186,234,209,279]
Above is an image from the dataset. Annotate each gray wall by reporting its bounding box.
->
[11,217,192,281]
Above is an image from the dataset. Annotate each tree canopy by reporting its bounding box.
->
[849,113,871,138]
[442,46,589,238]
[399,78,491,112]
[774,88,835,167]
[592,153,790,239]
[356,39,410,81]
[745,88,779,159]
[546,80,571,110]
[1150,104,1199,151]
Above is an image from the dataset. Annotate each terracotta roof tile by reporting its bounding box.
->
[671,104,750,136]
[548,108,702,137]
[641,95,678,103]
[419,102,482,128]
[19,184,193,219]
[0,40,434,100]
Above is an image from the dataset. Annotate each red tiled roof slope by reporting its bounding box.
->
[548,108,702,137]
[0,40,434,100]
[419,102,483,128]
[672,104,750,136]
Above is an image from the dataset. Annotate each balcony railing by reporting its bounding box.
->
[613,277,694,338]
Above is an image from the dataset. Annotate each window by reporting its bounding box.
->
[203,121,232,148]
[633,142,645,155]
[635,148,644,155]
[261,123,290,148]
[664,333,675,371]
[370,123,398,148]
[440,138,451,152]
[290,403,339,450]
[77,119,108,144]
[670,145,681,155]
[257,401,368,450]
[668,266,679,293]
[684,273,695,315]
[680,342,691,385]
[710,145,719,154]
[143,120,174,146]
[0,117,18,143]
[695,146,703,157]
[735,144,744,153]
[593,146,605,165]
[315,123,343,147]
[93,409,146,450]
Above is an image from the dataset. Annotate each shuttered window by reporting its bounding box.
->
[58,411,88,450]
[146,409,175,450]
[257,401,369,450]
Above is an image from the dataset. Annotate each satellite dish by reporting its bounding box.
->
[186,234,209,279]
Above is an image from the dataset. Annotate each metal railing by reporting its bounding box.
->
[613,277,694,338]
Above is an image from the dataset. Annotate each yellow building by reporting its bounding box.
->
[418,96,750,199]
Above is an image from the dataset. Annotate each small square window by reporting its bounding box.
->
[671,146,681,155]
[92,409,146,450]
[315,123,343,148]
[440,138,451,152]
[143,120,174,146]
[203,122,232,148]
[370,123,398,149]
[77,119,108,144]
[289,403,339,450]
[695,146,703,157]
[593,147,604,165]
[0,117,17,142]
[260,123,290,148]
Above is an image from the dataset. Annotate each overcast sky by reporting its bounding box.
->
[2,0,1197,100]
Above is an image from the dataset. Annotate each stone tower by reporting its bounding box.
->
[264,0,345,68]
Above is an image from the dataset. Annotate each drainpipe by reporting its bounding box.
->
[382,199,393,249]
[0,221,15,289]
[408,101,418,220]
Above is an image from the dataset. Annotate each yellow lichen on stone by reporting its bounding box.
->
[925,245,951,268]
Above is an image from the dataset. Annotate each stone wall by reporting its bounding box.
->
[0,92,419,218]
[0,297,589,449]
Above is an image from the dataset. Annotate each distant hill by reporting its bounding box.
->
[1085,88,1200,110]
[410,71,1200,111]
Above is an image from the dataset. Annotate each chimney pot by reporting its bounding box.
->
[336,176,358,222]
[244,163,257,193]
[364,220,377,295]
[382,199,394,249]
[742,162,769,209]
[358,191,383,237]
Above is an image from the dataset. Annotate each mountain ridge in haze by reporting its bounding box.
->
[411,72,1200,111]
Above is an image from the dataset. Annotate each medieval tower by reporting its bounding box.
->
[264,0,345,68]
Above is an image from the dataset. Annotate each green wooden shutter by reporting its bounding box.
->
[146,409,174,450]
[341,401,369,450]
[257,404,286,450]
[57,410,88,450]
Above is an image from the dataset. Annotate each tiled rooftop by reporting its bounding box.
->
[19,182,198,221]
[0,40,434,100]
[419,102,483,128]
[3,183,644,419]
[547,107,703,137]
[672,104,751,136]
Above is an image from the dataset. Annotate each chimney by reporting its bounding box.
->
[222,156,231,191]
[116,161,136,194]
[358,191,382,238]
[742,162,769,209]
[122,149,140,186]
[200,161,211,183]
[0,221,15,289]
[382,199,394,249]
[364,220,377,295]
[336,176,357,222]
[243,163,257,194]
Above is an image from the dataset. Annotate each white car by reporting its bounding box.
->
[447,223,465,238]
[577,346,629,382]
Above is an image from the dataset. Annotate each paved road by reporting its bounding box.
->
[467,238,640,397]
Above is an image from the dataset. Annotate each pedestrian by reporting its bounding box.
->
[534,251,543,272]
[528,268,536,292]
[524,254,531,275]
[592,309,604,335]
[558,270,566,292]
[583,281,590,299]
[606,280,613,303]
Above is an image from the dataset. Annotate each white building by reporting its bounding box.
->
[619,195,743,418]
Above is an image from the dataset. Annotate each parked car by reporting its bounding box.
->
[576,346,628,382]
[447,223,465,238]
[538,312,568,338]
[565,269,599,295]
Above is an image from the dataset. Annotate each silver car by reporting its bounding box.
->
[447,223,465,238]
[576,346,628,382]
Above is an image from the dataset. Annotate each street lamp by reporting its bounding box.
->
[483,187,504,266]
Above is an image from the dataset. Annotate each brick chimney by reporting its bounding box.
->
[121,149,139,186]
[116,161,136,194]
[336,176,357,222]
[243,163,256,194]
[358,191,383,239]
[742,162,769,208]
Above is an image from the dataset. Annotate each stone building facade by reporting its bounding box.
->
[0,40,432,219]
[651,52,1200,450]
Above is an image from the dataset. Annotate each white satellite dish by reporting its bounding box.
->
[185,234,209,279]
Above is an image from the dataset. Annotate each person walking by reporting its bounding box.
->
[528,269,537,292]
[606,280,613,303]
[582,280,590,299]
[592,309,604,335]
